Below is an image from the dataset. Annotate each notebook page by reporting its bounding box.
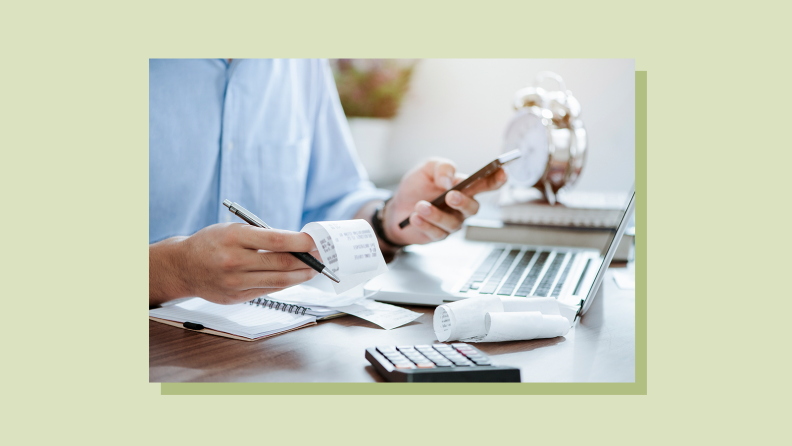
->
[267,274,369,307]
[150,298,315,338]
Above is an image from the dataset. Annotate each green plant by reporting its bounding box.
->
[331,59,416,119]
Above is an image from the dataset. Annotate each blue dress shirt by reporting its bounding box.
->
[149,59,390,244]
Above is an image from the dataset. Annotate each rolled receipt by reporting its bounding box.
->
[434,295,503,342]
[471,312,570,342]
[301,220,388,294]
[433,296,571,343]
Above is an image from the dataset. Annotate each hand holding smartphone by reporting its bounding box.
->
[398,150,521,229]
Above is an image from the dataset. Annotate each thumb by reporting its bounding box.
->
[433,160,456,190]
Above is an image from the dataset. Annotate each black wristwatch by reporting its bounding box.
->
[372,199,406,250]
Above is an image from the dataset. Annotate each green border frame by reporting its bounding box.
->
[161,71,647,396]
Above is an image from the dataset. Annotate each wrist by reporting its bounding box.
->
[149,236,190,306]
[372,199,406,253]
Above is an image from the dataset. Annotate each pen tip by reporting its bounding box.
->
[323,269,341,283]
[222,199,232,208]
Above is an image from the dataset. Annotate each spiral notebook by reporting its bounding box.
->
[149,297,342,341]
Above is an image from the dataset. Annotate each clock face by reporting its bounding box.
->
[502,109,550,187]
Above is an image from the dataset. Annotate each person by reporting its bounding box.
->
[149,59,506,306]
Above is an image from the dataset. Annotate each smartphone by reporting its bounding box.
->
[398,149,522,229]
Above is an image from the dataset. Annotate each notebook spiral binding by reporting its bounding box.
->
[246,297,311,316]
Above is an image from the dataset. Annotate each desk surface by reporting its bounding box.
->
[149,268,635,383]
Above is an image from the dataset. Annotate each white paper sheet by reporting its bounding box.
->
[433,296,571,343]
[301,220,388,294]
[267,274,369,307]
[334,298,421,330]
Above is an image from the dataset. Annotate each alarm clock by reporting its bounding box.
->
[502,71,587,204]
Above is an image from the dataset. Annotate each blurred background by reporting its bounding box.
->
[331,59,635,196]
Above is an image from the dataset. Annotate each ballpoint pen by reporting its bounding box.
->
[222,199,341,283]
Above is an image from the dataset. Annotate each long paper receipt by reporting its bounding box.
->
[301,220,388,294]
[433,296,571,343]
[334,299,421,330]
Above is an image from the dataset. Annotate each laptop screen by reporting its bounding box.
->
[578,186,636,317]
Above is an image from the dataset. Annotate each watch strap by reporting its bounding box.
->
[372,199,406,250]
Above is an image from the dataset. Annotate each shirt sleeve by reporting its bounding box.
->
[301,60,392,226]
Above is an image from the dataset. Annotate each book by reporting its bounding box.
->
[149,297,344,341]
[499,187,629,228]
[465,219,634,262]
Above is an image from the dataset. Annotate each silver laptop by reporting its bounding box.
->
[365,186,635,320]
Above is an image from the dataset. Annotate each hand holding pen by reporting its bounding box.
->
[223,200,340,283]
[149,204,332,307]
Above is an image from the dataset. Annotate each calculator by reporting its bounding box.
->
[365,344,521,382]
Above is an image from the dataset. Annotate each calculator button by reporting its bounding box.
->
[393,363,415,369]
[397,346,415,350]
[451,343,469,348]
[377,346,398,353]
[433,360,453,367]
[415,345,432,350]
[433,345,453,351]
[415,363,436,368]
[472,358,492,365]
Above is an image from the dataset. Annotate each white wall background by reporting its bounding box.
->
[359,59,635,194]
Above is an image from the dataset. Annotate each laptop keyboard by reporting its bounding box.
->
[514,252,550,296]
[478,249,520,294]
[497,250,536,296]
[551,254,577,297]
[459,248,504,293]
[461,247,576,298]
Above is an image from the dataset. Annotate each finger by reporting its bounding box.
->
[395,214,434,244]
[444,190,480,218]
[463,167,508,197]
[414,200,464,233]
[238,250,318,272]
[433,160,457,190]
[410,213,450,242]
[234,225,316,252]
[240,268,318,290]
[419,158,457,190]
[231,288,291,303]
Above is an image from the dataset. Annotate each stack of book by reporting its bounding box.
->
[465,188,634,261]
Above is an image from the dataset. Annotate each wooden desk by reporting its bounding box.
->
[149,268,635,383]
